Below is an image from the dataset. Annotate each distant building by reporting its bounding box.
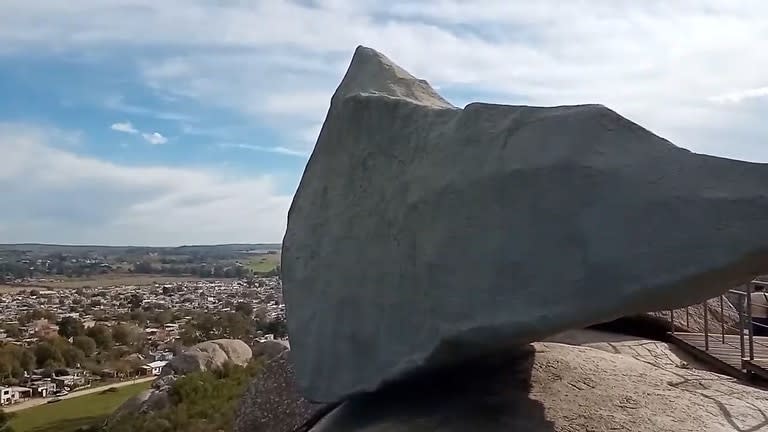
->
[140,360,168,376]
[0,386,32,405]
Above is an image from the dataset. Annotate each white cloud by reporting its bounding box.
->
[218,143,310,158]
[709,87,768,104]
[110,121,138,134]
[1,1,768,162]
[142,132,168,145]
[0,122,290,245]
[104,94,194,122]
[111,121,168,145]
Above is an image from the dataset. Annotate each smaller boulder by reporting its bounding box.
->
[152,375,178,391]
[161,339,252,376]
[252,340,290,362]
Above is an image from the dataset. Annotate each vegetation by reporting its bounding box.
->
[0,243,280,283]
[0,409,14,432]
[8,381,152,432]
[105,361,262,432]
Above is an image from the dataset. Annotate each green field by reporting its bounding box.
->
[10,382,152,432]
[245,253,280,273]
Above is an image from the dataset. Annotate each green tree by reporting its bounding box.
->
[2,324,20,339]
[234,302,253,318]
[112,324,141,347]
[57,316,85,339]
[154,310,173,325]
[34,342,64,368]
[60,344,85,368]
[129,310,148,325]
[72,336,97,357]
[129,294,144,310]
[220,312,251,340]
[86,324,113,350]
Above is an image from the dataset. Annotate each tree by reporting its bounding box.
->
[86,324,113,350]
[234,302,253,318]
[262,319,288,338]
[154,310,173,326]
[220,312,251,340]
[60,344,85,368]
[34,342,64,369]
[29,289,40,297]
[72,336,97,357]
[129,310,149,326]
[57,317,85,339]
[2,324,20,339]
[112,324,141,347]
[129,294,144,310]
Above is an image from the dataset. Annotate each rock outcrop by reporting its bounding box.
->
[646,296,741,334]
[105,387,171,429]
[252,339,290,362]
[233,350,328,432]
[282,45,768,402]
[161,339,252,376]
[309,342,768,431]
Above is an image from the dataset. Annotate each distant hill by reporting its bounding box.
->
[0,243,282,256]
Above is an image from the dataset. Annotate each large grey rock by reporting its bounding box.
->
[310,343,768,432]
[161,339,252,376]
[283,45,768,402]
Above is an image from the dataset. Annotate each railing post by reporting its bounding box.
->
[738,292,746,360]
[747,283,755,361]
[703,299,709,351]
[685,306,690,329]
[669,309,675,333]
[720,295,725,344]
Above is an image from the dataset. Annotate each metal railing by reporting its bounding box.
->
[668,280,768,363]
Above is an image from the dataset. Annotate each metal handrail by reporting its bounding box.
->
[668,281,766,365]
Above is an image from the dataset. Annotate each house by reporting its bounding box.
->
[140,360,168,376]
[28,380,56,398]
[0,387,11,405]
[0,386,33,405]
[148,350,174,362]
[52,375,86,391]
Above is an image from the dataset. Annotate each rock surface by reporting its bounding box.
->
[309,342,768,431]
[646,296,741,334]
[282,45,768,402]
[233,350,328,432]
[105,388,171,428]
[161,339,252,376]
[252,339,290,362]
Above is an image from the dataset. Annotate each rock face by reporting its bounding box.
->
[161,339,252,376]
[251,339,290,362]
[105,388,171,428]
[233,350,328,432]
[283,45,768,402]
[646,296,741,334]
[309,342,768,431]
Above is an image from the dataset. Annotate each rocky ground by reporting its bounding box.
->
[307,336,768,431]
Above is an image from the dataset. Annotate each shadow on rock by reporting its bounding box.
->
[309,344,554,431]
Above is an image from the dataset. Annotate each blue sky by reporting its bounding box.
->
[1,0,767,245]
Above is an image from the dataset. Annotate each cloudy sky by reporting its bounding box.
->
[2,1,767,246]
